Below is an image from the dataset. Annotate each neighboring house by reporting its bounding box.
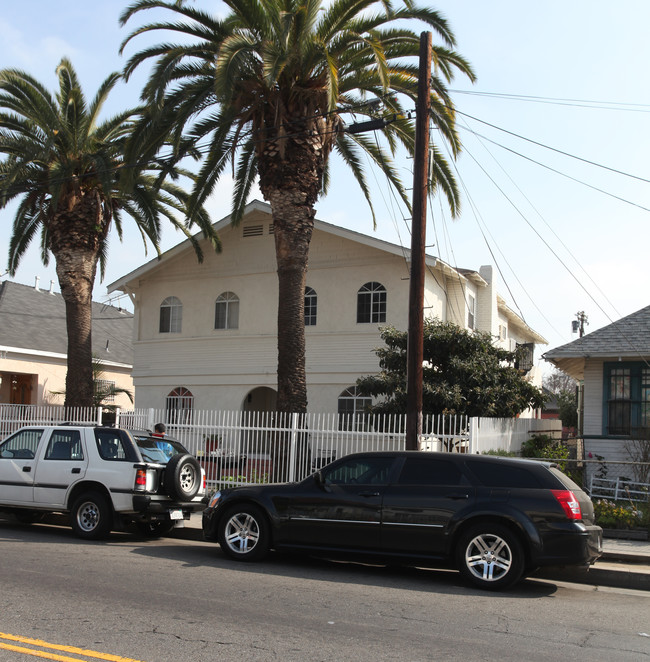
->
[541,387,560,420]
[544,305,650,474]
[0,280,134,408]
[108,200,546,420]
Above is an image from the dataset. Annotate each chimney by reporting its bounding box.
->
[34,276,40,291]
[49,280,55,294]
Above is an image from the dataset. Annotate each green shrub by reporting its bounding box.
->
[521,434,570,471]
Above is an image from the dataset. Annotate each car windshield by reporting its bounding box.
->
[136,437,189,464]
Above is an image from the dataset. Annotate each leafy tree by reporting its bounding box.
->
[544,368,578,428]
[357,319,546,417]
[119,0,475,413]
[543,367,576,395]
[0,59,219,407]
[556,389,578,429]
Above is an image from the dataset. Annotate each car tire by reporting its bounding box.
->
[456,523,524,590]
[71,491,112,540]
[136,520,176,538]
[217,504,270,562]
[164,454,202,501]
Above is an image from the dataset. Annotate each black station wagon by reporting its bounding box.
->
[202,451,603,589]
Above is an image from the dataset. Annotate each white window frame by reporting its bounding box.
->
[357,282,387,324]
[160,296,182,334]
[215,292,240,330]
[305,287,317,326]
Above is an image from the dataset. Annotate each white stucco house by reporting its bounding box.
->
[108,200,546,419]
[544,305,650,480]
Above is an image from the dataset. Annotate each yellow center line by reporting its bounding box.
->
[0,641,90,662]
[0,633,144,662]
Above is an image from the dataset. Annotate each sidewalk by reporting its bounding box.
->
[175,514,650,591]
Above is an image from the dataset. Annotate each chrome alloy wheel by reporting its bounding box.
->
[76,500,101,533]
[224,512,261,555]
[464,532,513,583]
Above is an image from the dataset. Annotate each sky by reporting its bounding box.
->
[1,1,649,373]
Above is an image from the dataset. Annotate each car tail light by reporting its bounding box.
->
[552,489,582,520]
[135,468,147,491]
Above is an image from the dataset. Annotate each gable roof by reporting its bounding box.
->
[543,304,650,378]
[0,280,133,366]
[108,199,461,292]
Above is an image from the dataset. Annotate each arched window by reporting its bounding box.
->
[357,282,386,323]
[159,296,182,333]
[166,387,194,424]
[338,386,372,431]
[305,287,317,326]
[215,292,239,329]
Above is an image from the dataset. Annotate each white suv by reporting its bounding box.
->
[0,426,205,539]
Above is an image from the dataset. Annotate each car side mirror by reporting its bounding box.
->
[313,470,331,492]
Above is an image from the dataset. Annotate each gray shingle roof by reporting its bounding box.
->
[544,304,650,362]
[0,280,133,366]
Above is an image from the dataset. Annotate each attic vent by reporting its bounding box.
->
[243,224,264,238]
[269,224,274,234]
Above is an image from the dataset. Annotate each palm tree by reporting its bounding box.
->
[0,58,219,407]
[120,0,474,413]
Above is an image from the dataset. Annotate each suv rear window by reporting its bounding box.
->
[465,459,543,488]
[136,437,189,464]
[549,466,582,491]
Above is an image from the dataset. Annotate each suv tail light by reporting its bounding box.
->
[552,489,582,520]
[135,468,147,491]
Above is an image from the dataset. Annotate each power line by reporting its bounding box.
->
[450,89,650,112]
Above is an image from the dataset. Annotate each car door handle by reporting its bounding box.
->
[447,493,469,500]
[358,491,380,497]
[71,468,81,474]
[22,466,31,473]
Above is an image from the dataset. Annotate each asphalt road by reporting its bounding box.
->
[0,519,649,662]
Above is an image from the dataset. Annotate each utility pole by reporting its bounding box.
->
[405,32,432,451]
[572,311,588,337]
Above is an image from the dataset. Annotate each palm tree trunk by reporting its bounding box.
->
[268,190,314,414]
[54,246,99,408]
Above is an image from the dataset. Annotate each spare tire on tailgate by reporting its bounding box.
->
[164,453,202,500]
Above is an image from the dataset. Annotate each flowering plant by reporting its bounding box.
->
[593,499,644,529]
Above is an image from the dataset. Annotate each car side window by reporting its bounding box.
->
[0,429,44,459]
[95,430,128,461]
[323,457,394,485]
[45,430,83,460]
[397,457,465,486]
[465,460,542,488]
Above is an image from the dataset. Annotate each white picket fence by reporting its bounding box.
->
[0,404,561,484]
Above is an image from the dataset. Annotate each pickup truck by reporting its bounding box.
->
[0,425,206,539]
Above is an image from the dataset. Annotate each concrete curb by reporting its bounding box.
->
[534,561,650,591]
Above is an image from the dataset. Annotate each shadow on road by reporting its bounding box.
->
[1,515,559,599]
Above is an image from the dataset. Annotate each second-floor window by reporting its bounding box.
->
[305,287,317,326]
[159,296,182,333]
[467,294,476,330]
[357,282,386,323]
[215,292,239,329]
